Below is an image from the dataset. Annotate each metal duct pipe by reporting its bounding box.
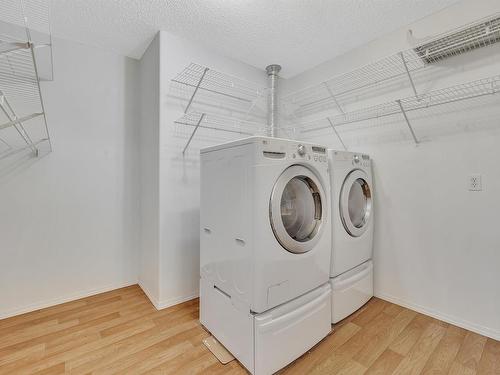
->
[266,64,281,137]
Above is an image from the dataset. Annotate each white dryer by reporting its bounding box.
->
[328,150,374,323]
[200,137,332,375]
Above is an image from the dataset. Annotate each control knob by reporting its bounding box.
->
[297,144,306,156]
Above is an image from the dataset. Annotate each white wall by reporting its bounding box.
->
[0,37,140,318]
[138,33,161,305]
[364,132,500,340]
[287,0,500,340]
[157,31,266,308]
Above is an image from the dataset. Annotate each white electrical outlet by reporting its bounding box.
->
[469,174,482,191]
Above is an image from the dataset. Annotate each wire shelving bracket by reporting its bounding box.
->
[172,63,264,110]
[396,99,419,145]
[326,117,347,150]
[0,0,53,161]
[175,111,267,154]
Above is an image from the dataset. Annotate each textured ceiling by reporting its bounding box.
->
[50,0,459,77]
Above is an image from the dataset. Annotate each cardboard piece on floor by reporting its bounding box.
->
[203,336,235,364]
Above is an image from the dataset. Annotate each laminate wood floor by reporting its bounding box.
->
[0,285,498,374]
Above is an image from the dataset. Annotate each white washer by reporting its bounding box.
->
[328,150,374,323]
[200,136,332,375]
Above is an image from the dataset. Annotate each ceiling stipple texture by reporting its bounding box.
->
[50,0,459,77]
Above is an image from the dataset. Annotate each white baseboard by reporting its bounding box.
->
[138,280,161,309]
[1,279,198,320]
[0,279,137,320]
[138,282,198,311]
[157,293,199,310]
[375,291,500,341]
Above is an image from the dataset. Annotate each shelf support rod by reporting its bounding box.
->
[0,138,47,161]
[30,41,51,152]
[0,112,44,130]
[397,100,419,145]
[323,82,345,114]
[243,97,259,121]
[399,52,418,97]
[327,117,347,150]
[0,93,38,155]
[0,136,10,149]
[0,42,30,55]
[172,79,252,103]
[183,113,206,155]
[184,68,209,114]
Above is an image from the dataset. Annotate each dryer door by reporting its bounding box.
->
[270,165,326,254]
[340,169,372,237]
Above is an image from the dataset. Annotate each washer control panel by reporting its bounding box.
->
[352,154,370,168]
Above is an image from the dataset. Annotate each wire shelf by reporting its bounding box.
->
[171,63,266,154]
[1,0,51,36]
[175,111,266,135]
[284,50,424,118]
[284,13,500,118]
[172,14,500,153]
[293,75,500,147]
[338,75,500,126]
[172,63,264,110]
[414,14,500,64]
[174,111,267,154]
[0,0,52,161]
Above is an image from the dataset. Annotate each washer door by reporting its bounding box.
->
[270,165,326,254]
[340,169,372,237]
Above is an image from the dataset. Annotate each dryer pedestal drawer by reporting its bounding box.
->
[200,277,254,372]
[330,260,373,324]
[254,283,332,375]
[201,279,332,375]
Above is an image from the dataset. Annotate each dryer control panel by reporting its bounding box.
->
[260,138,328,163]
[292,144,327,163]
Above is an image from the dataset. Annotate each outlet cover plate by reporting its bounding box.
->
[469,174,482,191]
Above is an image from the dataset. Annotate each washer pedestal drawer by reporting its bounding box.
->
[330,260,373,324]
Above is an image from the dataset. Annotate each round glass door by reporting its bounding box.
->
[270,165,325,254]
[340,170,372,237]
